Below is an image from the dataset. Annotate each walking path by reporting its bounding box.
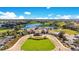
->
[6,34,71,51]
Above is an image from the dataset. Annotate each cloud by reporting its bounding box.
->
[0,11,4,14]
[18,16,25,19]
[1,11,79,19]
[35,17,53,19]
[35,14,53,19]
[48,14,52,17]
[35,17,48,19]
[0,11,25,19]
[0,12,16,19]
[46,7,51,9]
[35,14,72,19]
[75,15,79,19]
[24,11,31,15]
[54,15,79,19]
[54,15,71,19]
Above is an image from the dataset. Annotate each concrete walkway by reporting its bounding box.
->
[6,34,71,51]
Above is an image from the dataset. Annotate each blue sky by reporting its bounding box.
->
[0,7,79,19]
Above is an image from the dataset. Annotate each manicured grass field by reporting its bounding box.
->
[21,38,55,51]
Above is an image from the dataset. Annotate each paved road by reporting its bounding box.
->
[6,34,71,51]
[6,35,30,51]
[46,34,71,51]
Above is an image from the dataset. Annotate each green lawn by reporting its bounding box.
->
[56,22,66,27]
[21,38,55,51]
[52,29,78,35]
[62,29,78,35]
[0,29,12,33]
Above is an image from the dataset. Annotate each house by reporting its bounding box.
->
[0,24,4,27]
[75,34,79,38]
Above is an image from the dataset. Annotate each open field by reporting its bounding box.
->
[21,38,55,51]
[51,29,79,35]
[0,29,12,33]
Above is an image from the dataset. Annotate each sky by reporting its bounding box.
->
[0,7,79,19]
